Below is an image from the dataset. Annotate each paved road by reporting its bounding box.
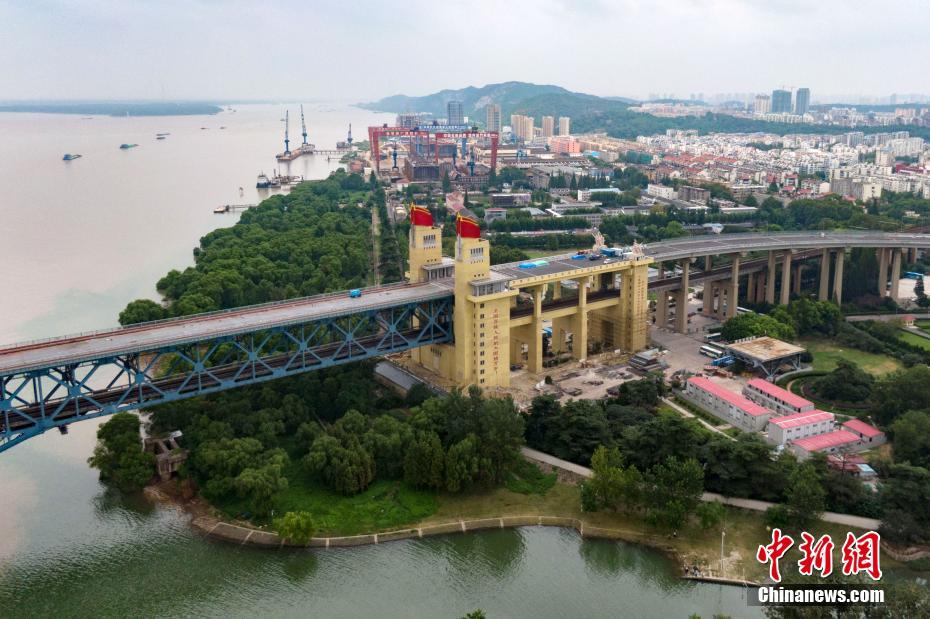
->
[523,446,882,530]
[5,230,930,375]
[0,281,453,374]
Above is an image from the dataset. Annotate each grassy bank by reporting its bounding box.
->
[899,330,930,351]
[202,461,897,581]
[803,338,902,376]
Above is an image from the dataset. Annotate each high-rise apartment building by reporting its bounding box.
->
[509,114,535,142]
[485,103,501,132]
[558,116,570,136]
[794,88,811,115]
[541,116,555,137]
[754,94,771,114]
[771,90,792,114]
[447,100,464,125]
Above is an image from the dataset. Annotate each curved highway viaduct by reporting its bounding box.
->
[1,230,929,450]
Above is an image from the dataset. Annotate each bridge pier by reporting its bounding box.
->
[746,271,756,303]
[570,278,589,360]
[766,251,777,305]
[878,248,890,297]
[674,259,690,334]
[833,249,845,305]
[819,249,830,301]
[891,247,901,303]
[725,256,740,319]
[780,251,792,305]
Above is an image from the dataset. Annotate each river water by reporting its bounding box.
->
[0,104,760,618]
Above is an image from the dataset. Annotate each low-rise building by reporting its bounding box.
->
[766,410,835,446]
[743,378,815,415]
[646,183,677,200]
[790,429,861,460]
[684,376,773,432]
[841,419,886,449]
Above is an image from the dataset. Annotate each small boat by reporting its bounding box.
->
[119,143,138,150]
[200,127,208,130]
[256,173,280,189]
[156,132,170,137]
[219,126,227,130]
[62,153,82,161]
[213,205,228,214]
[156,136,166,140]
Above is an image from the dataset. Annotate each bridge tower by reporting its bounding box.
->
[449,211,516,388]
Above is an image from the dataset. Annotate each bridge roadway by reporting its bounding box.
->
[3,231,930,376]
[0,281,453,375]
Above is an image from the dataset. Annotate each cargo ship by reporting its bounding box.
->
[62,153,82,161]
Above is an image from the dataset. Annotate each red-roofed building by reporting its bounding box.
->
[766,410,835,445]
[685,376,774,432]
[790,430,861,460]
[744,378,815,415]
[841,419,886,448]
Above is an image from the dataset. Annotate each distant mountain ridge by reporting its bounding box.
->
[358,81,637,121]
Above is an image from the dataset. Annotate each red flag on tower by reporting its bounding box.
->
[410,204,433,227]
[456,210,481,238]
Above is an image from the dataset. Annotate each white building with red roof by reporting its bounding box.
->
[684,376,774,432]
[841,419,886,449]
[766,410,835,446]
[790,430,861,460]
[743,378,814,416]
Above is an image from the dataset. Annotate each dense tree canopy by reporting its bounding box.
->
[87,412,155,490]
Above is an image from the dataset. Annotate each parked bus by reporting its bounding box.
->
[905,272,924,280]
[699,345,726,359]
[704,332,723,343]
[736,306,754,315]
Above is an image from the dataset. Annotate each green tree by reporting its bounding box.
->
[880,464,930,544]
[445,434,481,493]
[404,431,445,490]
[814,360,873,402]
[87,412,155,490]
[720,312,796,342]
[647,456,704,529]
[305,435,375,496]
[871,365,930,425]
[786,463,825,528]
[890,410,930,469]
[442,170,452,193]
[273,511,316,544]
[588,445,625,510]
[118,299,167,326]
[695,501,726,530]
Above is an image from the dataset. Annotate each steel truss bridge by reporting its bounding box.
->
[0,284,453,452]
[4,230,930,452]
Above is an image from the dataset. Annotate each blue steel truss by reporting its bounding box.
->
[0,297,453,452]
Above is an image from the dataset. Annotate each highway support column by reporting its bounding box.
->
[570,277,588,360]
[780,251,792,306]
[819,249,830,301]
[766,251,777,305]
[833,249,845,305]
[675,259,690,334]
[890,248,902,302]
[726,255,740,319]
[878,248,889,297]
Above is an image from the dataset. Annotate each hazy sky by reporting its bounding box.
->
[2,0,928,102]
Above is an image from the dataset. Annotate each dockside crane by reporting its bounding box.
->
[347,123,353,146]
[300,105,309,146]
[283,110,291,155]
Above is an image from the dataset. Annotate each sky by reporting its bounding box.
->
[2,0,929,103]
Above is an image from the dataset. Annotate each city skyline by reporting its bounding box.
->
[2,0,928,102]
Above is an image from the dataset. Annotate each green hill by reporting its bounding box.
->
[358,81,635,122]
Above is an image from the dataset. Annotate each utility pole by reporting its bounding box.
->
[720,529,726,577]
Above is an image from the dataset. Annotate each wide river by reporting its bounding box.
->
[0,104,760,618]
